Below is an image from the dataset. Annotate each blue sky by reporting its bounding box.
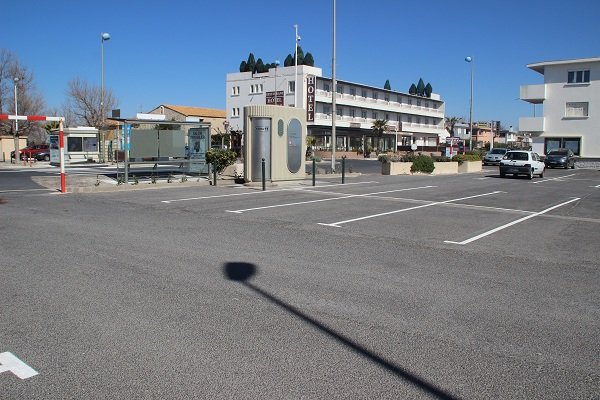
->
[2,0,599,129]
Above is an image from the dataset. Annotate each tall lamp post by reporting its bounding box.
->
[293,24,301,108]
[101,32,110,162]
[331,0,337,172]
[465,56,474,151]
[274,59,280,104]
[13,77,19,163]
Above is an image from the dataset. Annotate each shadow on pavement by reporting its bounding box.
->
[223,262,459,400]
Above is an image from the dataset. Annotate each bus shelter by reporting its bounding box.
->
[111,117,211,184]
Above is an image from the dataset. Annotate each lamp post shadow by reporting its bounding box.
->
[223,262,459,400]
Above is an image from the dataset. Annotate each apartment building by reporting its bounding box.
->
[226,65,446,153]
[519,57,599,157]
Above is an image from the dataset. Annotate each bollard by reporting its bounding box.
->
[312,158,316,186]
[342,156,346,184]
[213,164,217,186]
[261,158,266,191]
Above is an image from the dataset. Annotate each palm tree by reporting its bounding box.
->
[444,117,462,137]
[371,119,389,153]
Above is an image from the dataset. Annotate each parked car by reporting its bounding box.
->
[499,150,545,179]
[483,148,508,165]
[10,144,51,161]
[544,148,576,169]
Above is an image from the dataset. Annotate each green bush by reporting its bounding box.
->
[411,154,435,173]
[433,155,452,162]
[206,149,238,174]
[452,153,482,163]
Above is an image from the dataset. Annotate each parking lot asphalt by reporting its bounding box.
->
[0,165,598,399]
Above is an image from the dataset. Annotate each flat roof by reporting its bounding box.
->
[527,57,600,74]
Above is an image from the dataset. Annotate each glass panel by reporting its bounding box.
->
[130,129,159,158]
[287,118,303,173]
[576,71,583,83]
[568,71,575,83]
[584,70,590,82]
[159,130,185,158]
[563,138,580,155]
[545,139,561,154]
[82,137,98,152]
[67,137,83,152]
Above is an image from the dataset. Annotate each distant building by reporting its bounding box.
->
[147,104,227,135]
[519,57,599,157]
[226,65,446,153]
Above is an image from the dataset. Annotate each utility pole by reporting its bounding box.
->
[331,0,337,172]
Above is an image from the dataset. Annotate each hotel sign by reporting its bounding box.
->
[266,91,284,106]
[306,75,316,122]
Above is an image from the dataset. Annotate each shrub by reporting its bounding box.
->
[206,149,238,174]
[433,155,452,162]
[378,154,405,163]
[452,153,482,164]
[411,154,435,173]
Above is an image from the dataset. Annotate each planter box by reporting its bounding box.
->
[382,162,412,175]
[432,162,458,175]
[458,160,482,173]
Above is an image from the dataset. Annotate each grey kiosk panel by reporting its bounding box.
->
[287,118,302,173]
[251,117,271,181]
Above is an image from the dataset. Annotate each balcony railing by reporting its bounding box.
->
[520,84,546,104]
[519,117,545,132]
[315,89,443,115]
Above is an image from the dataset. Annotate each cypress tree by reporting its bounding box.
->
[284,54,294,67]
[417,78,425,96]
[255,58,265,73]
[246,53,256,73]
[384,80,391,90]
[303,52,315,66]
[425,83,433,98]
[409,84,417,95]
[239,61,247,73]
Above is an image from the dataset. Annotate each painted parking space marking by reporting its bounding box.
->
[444,197,580,245]
[318,191,501,228]
[532,173,576,184]
[225,186,437,214]
[0,352,38,379]
[0,188,56,193]
[160,181,379,203]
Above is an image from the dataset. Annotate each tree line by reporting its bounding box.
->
[0,48,117,144]
[239,46,315,73]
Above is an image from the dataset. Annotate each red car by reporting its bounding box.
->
[11,144,51,161]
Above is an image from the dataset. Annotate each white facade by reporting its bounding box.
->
[519,57,600,157]
[226,65,446,152]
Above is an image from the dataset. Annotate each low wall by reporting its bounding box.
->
[382,162,411,175]
[457,160,482,173]
[432,162,458,175]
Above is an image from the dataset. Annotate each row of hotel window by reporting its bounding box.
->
[231,82,438,109]
[230,105,438,125]
[321,83,437,109]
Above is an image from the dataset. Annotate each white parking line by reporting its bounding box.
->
[317,191,501,228]
[444,197,580,245]
[532,173,576,184]
[0,188,55,193]
[225,186,437,214]
[160,181,378,203]
[0,352,38,379]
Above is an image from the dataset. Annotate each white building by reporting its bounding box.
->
[519,57,600,157]
[226,65,446,153]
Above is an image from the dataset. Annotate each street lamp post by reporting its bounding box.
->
[101,32,110,162]
[274,59,280,104]
[465,56,474,151]
[293,25,301,108]
[13,77,19,163]
[331,0,337,172]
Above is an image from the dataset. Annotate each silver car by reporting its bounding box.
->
[483,148,508,165]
